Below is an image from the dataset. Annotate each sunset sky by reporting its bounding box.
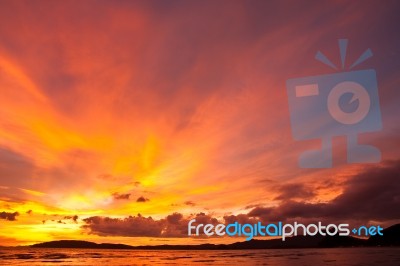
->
[0,0,399,246]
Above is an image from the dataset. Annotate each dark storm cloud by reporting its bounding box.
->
[83,214,168,237]
[163,212,188,237]
[247,201,326,223]
[166,212,183,224]
[326,160,400,220]
[0,211,19,221]
[248,161,400,222]
[274,183,316,200]
[64,215,79,223]
[82,212,220,237]
[112,193,131,200]
[184,201,196,206]
[223,213,257,224]
[83,215,161,237]
[136,196,149,202]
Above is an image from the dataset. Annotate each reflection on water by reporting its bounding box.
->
[0,247,399,265]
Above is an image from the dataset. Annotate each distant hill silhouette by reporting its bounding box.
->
[367,224,400,246]
[31,240,134,249]
[29,224,400,250]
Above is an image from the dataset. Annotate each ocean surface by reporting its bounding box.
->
[0,247,399,265]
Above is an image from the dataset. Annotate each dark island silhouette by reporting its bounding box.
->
[29,224,400,250]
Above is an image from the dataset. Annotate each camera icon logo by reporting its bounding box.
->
[286,39,382,168]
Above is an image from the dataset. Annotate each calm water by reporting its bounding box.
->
[0,248,399,265]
